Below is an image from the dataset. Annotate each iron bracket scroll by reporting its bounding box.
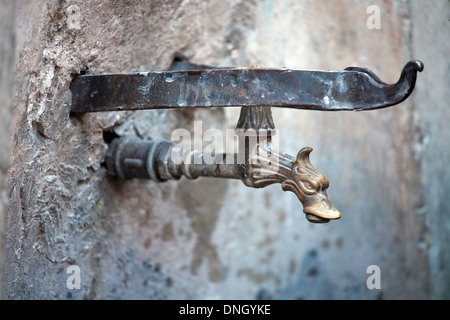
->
[69,60,423,113]
[70,60,423,224]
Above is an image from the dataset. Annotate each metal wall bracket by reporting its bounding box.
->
[70,60,423,223]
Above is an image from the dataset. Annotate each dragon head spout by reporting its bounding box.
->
[281,147,341,223]
[248,144,340,223]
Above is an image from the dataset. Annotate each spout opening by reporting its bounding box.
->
[305,214,330,223]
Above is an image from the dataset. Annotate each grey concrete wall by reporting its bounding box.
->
[410,0,450,299]
[2,0,449,299]
[0,0,15,300]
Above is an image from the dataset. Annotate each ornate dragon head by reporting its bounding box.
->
[249,144,340,223]
[282,147,340,223]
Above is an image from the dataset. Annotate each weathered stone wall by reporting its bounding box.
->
[0,0,16,301]
[1,0,449,299]
[410,0,450,299]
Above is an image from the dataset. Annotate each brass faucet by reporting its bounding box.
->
[105,105,340,223]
